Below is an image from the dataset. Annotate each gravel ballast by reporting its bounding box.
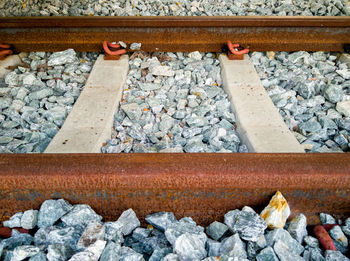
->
[0,0,349,17]
[102,51,247,153]
[0,50,98,153]
[251,51,350,153]
[1,191,349,260]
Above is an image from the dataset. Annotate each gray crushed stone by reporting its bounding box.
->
[0,0,349,17]
[0,50,97,153]
[251,51,350,153]
[2,199,350,260]
[102,51,247,153]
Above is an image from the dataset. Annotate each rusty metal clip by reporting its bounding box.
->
[103,41,127,60]
[227,40,249,60]
[0,43,13,61]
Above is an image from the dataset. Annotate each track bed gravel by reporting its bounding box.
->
[1,192,349,260]
[0,50,97,153]
[0,0,349,17]
[102,51,247,153]
[251,51,350,152]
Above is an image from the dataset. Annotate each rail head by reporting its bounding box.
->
[0,16,350,28]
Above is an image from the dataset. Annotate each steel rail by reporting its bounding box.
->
[0,153,349,225]
[0,16,350,52]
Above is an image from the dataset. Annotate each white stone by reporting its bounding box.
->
[336,101,350,117]
[20,209,38,230]
[260,191,290,229]
[10,99,25,112]
[22,73,37,85]
[68,240,106,261]
[188,51,202,61]
[150,65,174,77]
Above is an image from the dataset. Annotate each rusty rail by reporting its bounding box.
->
[1,153,349,225]
[0,16,350,52]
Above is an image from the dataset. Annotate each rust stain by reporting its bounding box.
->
[0,153,349,226]
[0,17,349,52]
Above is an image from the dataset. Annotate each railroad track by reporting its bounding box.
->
[0,16,350,228]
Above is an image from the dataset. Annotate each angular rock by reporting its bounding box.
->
[99,241,121,261]
[149,247,172,261]
[174,232,207,261]
[164,217,206,246]
[342,218,350,236]
[145,212,177,232]
[118,246,144,260]
[121,103,142,121]
[298,118,322,133]
[219,233,247,258]
[28,252,47,261]
[130,43,141,51]
[34,226,82,250]
[232,210,267,242]
[12,245,40,261]
[104,222,124,243]
[256,246,279,261]
[37,199,73,228]
[61,204,102,227]
[114,209,140,236]
[324,250,350,261]
[77,220,106,249]
[324,85,344,103]
[206,221,229,241]
[320,213,336,225]
[138,83,161,91]
[247,234,267,259]
[1,230,33,250]
[329,225,348,253]
[47,244,74,261]
[132,227,151,242]
[265,228,304,256]
[21,210,38,230]
[48,49,77,66]
[336,101,350,117]
[68,240,106,261]
[303,247,324,261]
[150,65,174,77]
[303,236,320,248]
[206,239,221,257]
[5,71,19,86]
[287,213,307,243]
[273,240,304,261]
[224,209,241,232]
[3,212,23,228]
[162,253,179,261]
[188,51,202,61]
[260,191,290,229]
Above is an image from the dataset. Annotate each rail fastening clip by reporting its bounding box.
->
[0,43,13,61]
[103,41,127,60]
[227,40,249,60]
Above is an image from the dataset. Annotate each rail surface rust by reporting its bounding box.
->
[0,153,349,226]
[0,16,350,52]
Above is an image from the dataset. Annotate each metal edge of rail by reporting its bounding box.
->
[0,153,349,226]
[0,16,350,52]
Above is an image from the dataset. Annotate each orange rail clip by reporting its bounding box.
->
[103,41,127,60]
[227,40,249,60]
[0,43,13,61]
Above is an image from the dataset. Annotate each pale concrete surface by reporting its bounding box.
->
[0,53,27,78]
[339,53,350,68]
[45,55,129,153]
[336,100,350,117]
[219,54,304,153]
